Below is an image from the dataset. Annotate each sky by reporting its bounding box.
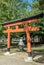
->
[27,0,33,11]
[24,0,33,2]
[23,0,34,11]
[28,0,33,2]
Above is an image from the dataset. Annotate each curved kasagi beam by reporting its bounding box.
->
[2,12,43,26]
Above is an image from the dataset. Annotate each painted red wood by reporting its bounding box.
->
[3,19,39,53]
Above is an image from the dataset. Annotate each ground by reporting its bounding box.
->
[0,45,44,65]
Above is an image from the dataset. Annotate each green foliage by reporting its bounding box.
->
[29,0,44,35]
[39,0,44,10]
[0,0,30,37]
[0,25,4,37]
[0,0,30,23]
[0,0,44,38]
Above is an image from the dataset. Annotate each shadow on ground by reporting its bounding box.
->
[33,49,44,64]
[34,55,44,63]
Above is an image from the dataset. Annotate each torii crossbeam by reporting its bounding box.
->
[2,13,43,61]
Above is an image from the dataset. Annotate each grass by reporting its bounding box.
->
[32,45,44,53]
[0,43,44,55]
[33,45,44,50]
[10,44,44,53]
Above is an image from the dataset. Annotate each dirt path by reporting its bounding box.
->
[0,52,44,65]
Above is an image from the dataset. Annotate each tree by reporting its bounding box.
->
[39,0,44,10]
[29,0,44,36]
[0,0,30,37]
[0,25,4,38]
[0,0,30,22]
[0,0,44,38]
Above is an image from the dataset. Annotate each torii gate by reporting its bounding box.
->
[2,13,43,61]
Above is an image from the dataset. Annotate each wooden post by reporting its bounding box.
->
[4,26,11,55]
[7,26,10,52]
[26,30,32,56]
[25,23,32,61]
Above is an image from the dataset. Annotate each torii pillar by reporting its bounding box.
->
[26,24,32,58]
[7,26,11,52]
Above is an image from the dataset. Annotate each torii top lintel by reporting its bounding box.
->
[2,13,44,33]
[2,13,43,26]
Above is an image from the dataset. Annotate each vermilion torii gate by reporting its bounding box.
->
[2,13,43,61]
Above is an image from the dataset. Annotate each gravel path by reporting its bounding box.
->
[0,52,44,65]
